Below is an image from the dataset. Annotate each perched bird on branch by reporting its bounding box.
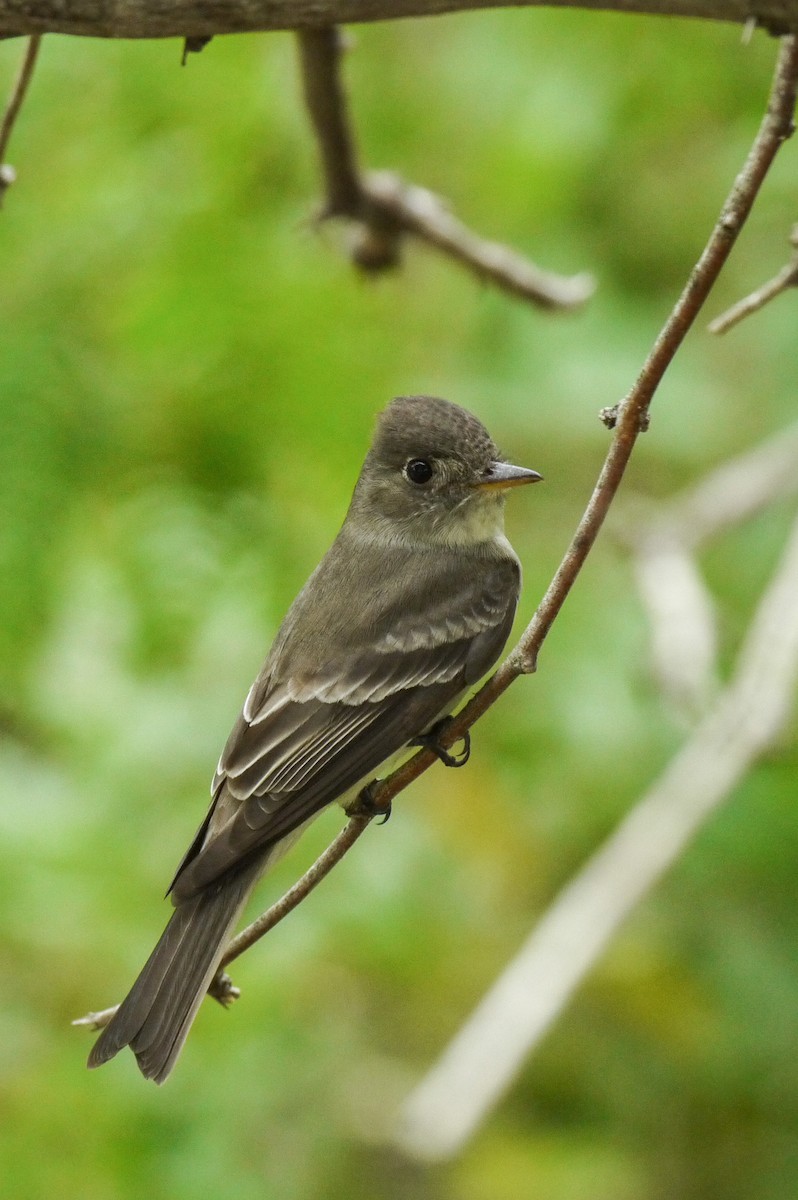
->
[88,394,541,1082]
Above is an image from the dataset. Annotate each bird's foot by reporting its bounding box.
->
[208,970,241,1008]
[413,718,471,768]
[348,781,392,825]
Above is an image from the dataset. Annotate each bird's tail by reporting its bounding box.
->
[88,863,259,1084]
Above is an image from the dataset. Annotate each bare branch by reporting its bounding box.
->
[396,504,798,1160]
[709,223,798,333]
[502,33,798,676]
[72,1004,120,1033]
[360,171,596,309]
[1,0,797,42]
[73,813,377,1031]
[0,33,41,204]
[297,27,363,217]
[296,25,594,309]
[216,811,375,973]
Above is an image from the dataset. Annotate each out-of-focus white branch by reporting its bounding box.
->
[620,421,798,718]
[632,535,719,720]
[395,509,798,1162]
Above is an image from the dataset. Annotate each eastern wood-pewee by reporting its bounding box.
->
[89,395,541,1082]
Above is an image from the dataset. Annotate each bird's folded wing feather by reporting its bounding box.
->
[170,555,519,901]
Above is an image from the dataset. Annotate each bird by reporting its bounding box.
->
[88,394,541,1082]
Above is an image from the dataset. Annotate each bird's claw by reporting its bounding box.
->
[349,781,392,824]
[208,970,241,1008]
[414,719,471,768]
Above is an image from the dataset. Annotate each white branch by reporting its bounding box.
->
[633,538,719,719]
[395,508,798,1161]
[620,421,798,718]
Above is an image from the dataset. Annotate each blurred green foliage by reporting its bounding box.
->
[1,12,797,1200]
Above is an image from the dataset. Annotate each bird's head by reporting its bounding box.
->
[348,395,542,548]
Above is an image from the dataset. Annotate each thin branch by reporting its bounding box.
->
[74,32,798,1041]
[297,27,363,216]
[396,503,798,1161]
[502,32,798,675]
[709,223,798,333]
[216,812,375,970]
[0,33,41,204]
[74,814,377,1030]
[296,26,594,309]
[72,1003,120,1033]
[360,171,596,309]
[180,35,212,65]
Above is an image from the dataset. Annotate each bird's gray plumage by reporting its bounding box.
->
[88,395,538,1082]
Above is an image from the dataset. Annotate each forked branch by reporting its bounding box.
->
[709,222,798,333]
[296,26,594,310]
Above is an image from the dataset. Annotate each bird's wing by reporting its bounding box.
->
[170,557,519,901]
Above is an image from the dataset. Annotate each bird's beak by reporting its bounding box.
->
[476,461,543,492]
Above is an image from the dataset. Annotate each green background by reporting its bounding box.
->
[1,12,796,1199]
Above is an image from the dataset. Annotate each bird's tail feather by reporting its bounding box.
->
[88,863,259,1083]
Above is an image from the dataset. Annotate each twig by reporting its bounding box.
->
[296,26,594,309]
[396,504,798,1161]
[297,27,363,216]
[709,223,798,333]
[181,35,212,65]
[75,33,798,1040]
[503,34,798,672]
[0,33,41,204]
[216,812,374,971]
[72,1003,120,1033]
[361,170,595,309]
[74,814,376,1030]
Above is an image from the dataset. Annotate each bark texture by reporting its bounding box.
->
[0,0,796,41]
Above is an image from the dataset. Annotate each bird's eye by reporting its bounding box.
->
[404,458,433,485]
